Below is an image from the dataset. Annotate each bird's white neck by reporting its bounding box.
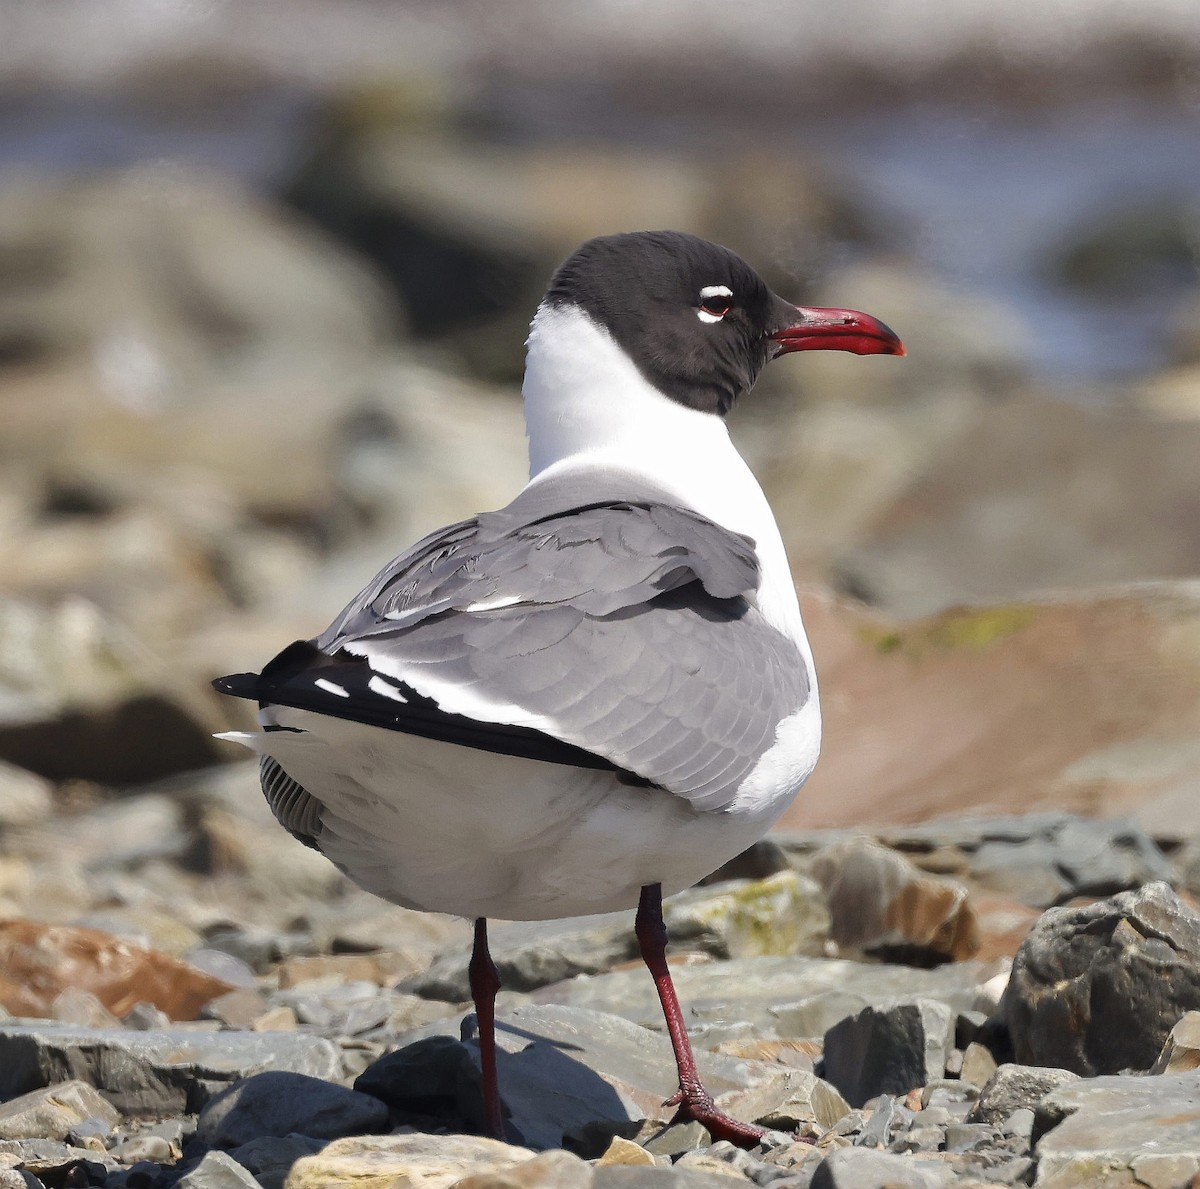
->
[522,301,805,640]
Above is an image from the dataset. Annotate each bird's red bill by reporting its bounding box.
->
[771,306,906,357]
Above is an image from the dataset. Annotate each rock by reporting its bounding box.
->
[196,1071,389,1148]
[354,1035,481,1123]
[1002,882,1200,1075]
[0,596,226,783]
[595,1138,655,1169]
[958,1042,999,1089]
[1150,1011,1200,1074]
[0,762,53,829]
[1034,1071,1200,1189]
[0,920,234,1021]
[822,999,954,1108]
[225,1136,325,1189]
[535,954,992,1041]
[777,588,1200,838]
[284,1133,536,1189]
[476,1004,800,1151]
[454,1149,596,1189]
[640,1122,709,1158]
[1049,197,1199,297]
[0,1138,114,1179]
[277,952,426,989]
[810,1146,956,1188]
[49,989,120,1029]
[966,1064,1079,1126]
[393,1004,810,1151]
[0,1082,118,1142]
[757,1071,851,1132]
[835,397,1200,616]
[175,1151,261,1189]
[809,838,979,964]
[0,1023,341,1114]
[409,874,828,1002]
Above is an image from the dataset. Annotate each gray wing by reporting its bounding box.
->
[233,474,810,812]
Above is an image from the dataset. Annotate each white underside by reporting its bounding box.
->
[220,301,822,922]
[221,693,818,920]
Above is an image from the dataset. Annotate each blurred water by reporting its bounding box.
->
[0,87,1196,384]
[802,101,1200,380]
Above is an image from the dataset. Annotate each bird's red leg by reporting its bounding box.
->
[636,883,766,1148]
[468,917,505,1140]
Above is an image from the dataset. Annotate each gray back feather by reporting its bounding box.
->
[315,471,809,811]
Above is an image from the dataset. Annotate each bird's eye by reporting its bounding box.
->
[697,285,734,323]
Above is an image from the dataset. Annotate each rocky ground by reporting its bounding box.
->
[2,17,1200,1185]
[0,796,1199,1189]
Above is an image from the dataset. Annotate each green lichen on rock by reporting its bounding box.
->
[925,605,1036,650]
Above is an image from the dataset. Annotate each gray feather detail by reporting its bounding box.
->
[259,755,324,850]
[313,470,809,812]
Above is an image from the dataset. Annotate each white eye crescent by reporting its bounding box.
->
[697,284,733,323]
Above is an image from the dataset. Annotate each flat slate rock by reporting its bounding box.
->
[811,1146,957,1188]
[196,1071,389,1148]
[393,1003,807,1151]
[1034,1071,1200,1188]
[532,956,991,1040]
[0,1024,342,1114]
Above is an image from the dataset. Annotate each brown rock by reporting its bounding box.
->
[1149,1011,1200,1074]
[0,919,234,1021]
[810,838,979,964]
[779,585,1200,832]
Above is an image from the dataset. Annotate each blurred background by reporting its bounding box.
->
[1,0,1199,874]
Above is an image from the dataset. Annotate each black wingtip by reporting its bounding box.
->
[212,672,262,699]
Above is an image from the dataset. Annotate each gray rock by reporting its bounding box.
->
[958,1041,998,1089]
[757,1071,851,1133]
[175,1151,260,1189]
[0,1024,341,1114]
[534,955,991,1041]
[354,1035,481,1123]
[224,1135,324,1189]
[0,1081,118,1142]
[400,1003,799,1152]
[822,999,954,1108]
[853,1096,898,1148]
[593,1169,738,1188]
[1034,1071,1200,1189]
[409,874,828,1001]
[196,1071,389,1148]
[640,1121,710,1157]
[0,596,224,784]
[0,1139,115,1178]
[942,1122,995,1153]
[967,1064,1079,1126]
[811,1146,956,1188]
[1002,882,1200,1075]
